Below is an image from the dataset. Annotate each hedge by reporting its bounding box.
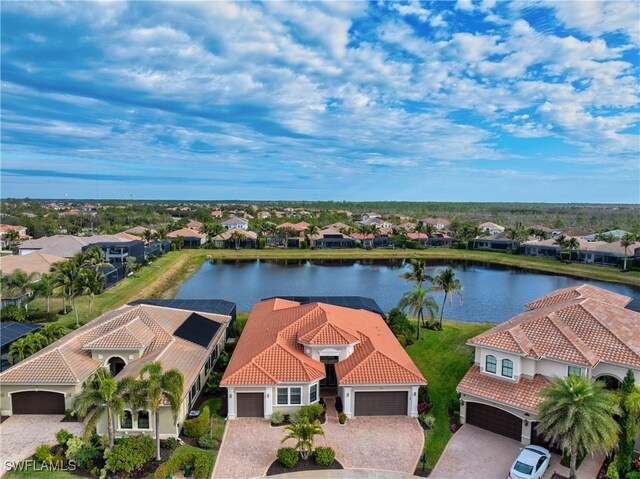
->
[105,435,155,474]
[154,447,210,479]
[182,406,210,437]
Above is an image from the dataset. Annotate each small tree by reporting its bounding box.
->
[617,370,638,474]
[34,273,55,312]
[620,233,636,271]
[281,417,324,460]
[398,284,439,339]
[432,267,463,329]
[3,229,20,252]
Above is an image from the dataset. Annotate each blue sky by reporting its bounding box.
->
[1,1,639,202]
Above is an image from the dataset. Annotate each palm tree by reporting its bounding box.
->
[567,237,580,261]
[230,230,245,250]
[398,284,439,339]
[79,268,104,320]
[281,417,324,460]
[414,221,426,235]
[40,324,68,344]
[24,333,48,354]
[618,370,640,473]
[141,229,153,244]
[432,267,464,329]
[73,369,143,449]
[554,234,568,260]
[81,246,109,270]
[138,361,184,460]
[34,273,55,312]
[536,375,619,479]
[424,223,436,238]
[400,258,432,287]
[8,337,30,364]
[3,229,20,251]
[5,269,38,311]
[279,227,297,249]
[51,258,82,324]
[620,233,636,271]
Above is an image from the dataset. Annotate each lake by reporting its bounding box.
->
[174,259,640,323]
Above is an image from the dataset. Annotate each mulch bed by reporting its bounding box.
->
[178,434,199,447]
[413,467,432,477]
[270,413,327,427]
[550,474,569,479]
[61,417,81,423]
[266,457,343,476]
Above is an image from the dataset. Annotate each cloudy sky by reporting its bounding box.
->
[1,1,638,202]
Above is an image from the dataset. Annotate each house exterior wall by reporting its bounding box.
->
[302,344,354,362]
[96,402,185,439]
[0,384,80,415]
[592,363,640,383]
[91,349,144,364]
[478,348,521,381]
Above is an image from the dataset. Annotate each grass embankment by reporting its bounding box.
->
[406,321,492,468]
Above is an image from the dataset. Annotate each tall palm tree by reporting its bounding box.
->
[536,375,619,479]
[554,235,568,260]
[34,273,55,312]
[281,417,324,460]
[40,324,68,344]
[5,269,38,311]
[432,267,463,329]
[400,258,433,287]
[24,333,48,354]
[398,284,439,339]
[230,230,245,250]
[81,246,109,270]
[138,361,184,460]
[567,237,580,261]
[618,370,640,473]
[620,233,636,271]
[79,268,104,320]
[51,258,82,324]
[141,229,153,244]
[73,369,143,449]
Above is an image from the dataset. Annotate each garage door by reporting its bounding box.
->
[354,391,408,416]
[236,393,264,417]
[12,391,65,415]
[465,402,522,441]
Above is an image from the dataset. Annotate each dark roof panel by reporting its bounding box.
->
[173,312,221,348]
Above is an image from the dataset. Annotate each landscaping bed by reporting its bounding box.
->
[266,457,343,476]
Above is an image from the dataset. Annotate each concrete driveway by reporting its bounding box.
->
[213,397,424,479]
[0,415,84,477]
[430,424,605,479]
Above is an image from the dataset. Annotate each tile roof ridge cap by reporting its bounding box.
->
[370,348,424,380]
[53,348,80,382]
[244,357,280,383]
[77,304,140,341]
[84,318,142,348]
[507,326,531,355]
[547,311,598,366]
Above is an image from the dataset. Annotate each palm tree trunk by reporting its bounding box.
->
[62,297,67,314]
[569,449,577,479]
[107,408,115,449]
[155,409,161,460]
[624,255,628,271]
[88,297,93,320]
[73,297,79,327]
[439,293,447,329]
[46,296,50,313]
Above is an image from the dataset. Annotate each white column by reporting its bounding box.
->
[227,388,236,419]
[264,387,273,418]
[459,397,467,424]
[521,419,531,445]
[410,386,419,417]
[343,387,352,418]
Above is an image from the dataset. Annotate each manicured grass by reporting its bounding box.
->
[406,321,492,468]
[4,468,76,479]
[163,444,215,477]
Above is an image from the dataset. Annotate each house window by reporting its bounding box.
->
[290,387,302,405]
[568,366,582,377]
[485,355,497,374]
[190,384,197,403]
[137,411,150,429]
[277,388,288,405]
[120,411,133,429]
[309,384,318,403]
[502,359,513,378]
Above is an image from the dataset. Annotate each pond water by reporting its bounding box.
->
[175,259,640,323]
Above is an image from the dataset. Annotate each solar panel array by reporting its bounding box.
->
[261,296,385,317]
[173,313,221,348]
[1,322,43,349]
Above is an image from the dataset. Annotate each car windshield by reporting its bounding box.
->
[514,461,534,475]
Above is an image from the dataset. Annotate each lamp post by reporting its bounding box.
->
[421,452,427,471]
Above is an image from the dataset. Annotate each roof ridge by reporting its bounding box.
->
[371,349,424,382]
[84,319,143,348]
[54,349,80,382]
[546,312,596,365]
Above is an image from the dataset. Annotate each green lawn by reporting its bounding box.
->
[406,321,492,468]
[4,468,75,479]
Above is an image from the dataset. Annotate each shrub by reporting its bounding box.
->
[154,447,210,479]
[418,385,430,404]
[625,472,640,479]
[338,412,347,424]
[1,305,27,322]
[314,447,335,467]
[397,334,407,347]
[419,413,435,429]
[25,310,58,323]
[162,437,178,450]
[288,409,303,425]
[66,438,100,470]
[105,435,155,474]
[417,402,432,414]
[300,403,324,421]
[277,447,299,469]
[448,392,460,414]
[197,434,217,449]
[56,428,73,446]
[456,241,468,249]
[183,406,210,437]
[203,371,223,395]
[35,444,52,462]
[405,240,420,249]
[65,437,85,460]
[606,462,619,479]
[271,411,284,425]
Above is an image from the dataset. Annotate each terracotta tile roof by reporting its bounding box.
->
[0,349,79,384]
[222,299,425,386]
[458,365,549,412]
[469,285,640,367]
[114,232,142,241]
[125,226,157,235]
[213,228,258,241]
[167,228,205,239]
[407,233,428,240]
[0,252,66,276]
[83,324,146,350]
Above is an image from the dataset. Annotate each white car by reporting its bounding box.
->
[508,445,551,479]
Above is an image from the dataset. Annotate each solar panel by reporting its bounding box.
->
[173,312,221,348]
[261,296,385,318]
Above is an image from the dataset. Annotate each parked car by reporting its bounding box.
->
[508,445,551,479]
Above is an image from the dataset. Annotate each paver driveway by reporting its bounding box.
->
[430,424,575,479]
[213,398,423,479]
[0,415,84,477]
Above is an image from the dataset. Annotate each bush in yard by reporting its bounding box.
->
[418,385,430,404]
[65,438,101,470]
[105,435,155,474]
[154,448,210,479]
[277,447,299,468]
[56,428,73,446]
[338,412,347,424]
[606,462,619,479]
[35,444,52,462]
[625,472,640,479]
[300,403,324,421]
[197,434,217,449]
[314,447,335,467]
[183,406,210,437]
[271,410,284,425]
[162,437,178,450]
[417,401,432,414]
[419,413,435,429]
[288,409,303,425]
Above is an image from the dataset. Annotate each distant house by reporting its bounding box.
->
[277,221,310,233]
[167,228,206,248]
[18,235,142,258]
[470,234,517,252]
[186,220,203,231]
[358,217,392,229]
[0,225,30,248]
[428,233,454,248]
[350,232,375,248]
[124,226,157,237]
[222,217,249,231]
[212,229,257,249]
[114,232,143,242]
[0,252,65,277]
[422,218,450,230]
[479,222,505,235]
[211,210,223,218]
[550,227,593,239]
[523,238,634,266]
[582,229,630,242]
[83,240,145,266]
[407,232,429,247]
[257,211,270,219]
[311,227,354,249]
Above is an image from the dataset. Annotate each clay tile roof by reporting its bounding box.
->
[457,365,549,412]
[299,322,360,345]
[0,349,79,384]
[84,325,145,350]
[469,285,640,367]
[167,228,205,239]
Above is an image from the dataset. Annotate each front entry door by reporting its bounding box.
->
[320,356,339,389]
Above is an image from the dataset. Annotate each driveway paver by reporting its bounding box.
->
[213,397,423,479]
[0,415,84,477]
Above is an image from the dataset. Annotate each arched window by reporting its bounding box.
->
[502,359,513,378]
[107,356,126,377]
[485,355,497,374]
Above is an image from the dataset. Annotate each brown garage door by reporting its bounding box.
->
[237,393,264,417]
[354,391,408,416]
[12,391,65,415]
[465,402,522,441]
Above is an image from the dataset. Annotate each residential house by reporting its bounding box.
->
[167,228,206,248]
[479,222,505,235]
[523,238,634,266]
[0,302,233,439]
[186,220,203,231]
[212,229,258,249]
[18,235,143,258]
[582,229,631,242]
[407,232,429,247]
[0,252,65,277]
[221,297,426,419]
[222,217,249,231]
[428,233,454,248]
[211,210,223,218]
[310,227,354,249]
[457,284,640,450]
[124,226,157,237]
[277,222,310,247]
[550,227,593,239]
[422,218,450,230]
[257,211,271,219]
[350,232,374,248]
[1,322,43,371]
[470,234,518,252]
[114,232,143,242]
[83,240,145,265]
[0,225,30,248]
[358,217,392,229]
